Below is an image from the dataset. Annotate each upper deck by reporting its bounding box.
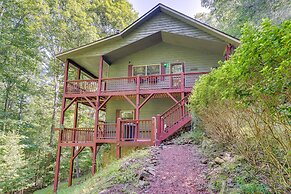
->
[65,71,207,97]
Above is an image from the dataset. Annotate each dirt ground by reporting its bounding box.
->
[143,144,209,194]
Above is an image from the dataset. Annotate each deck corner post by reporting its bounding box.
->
[53,145,62,192]
[155,114,162,145]
[136,76,140,93]
[181,92,185,117]
[181,72,185,92]
[68,147,75,187]
[92,144,97,175]
[116,118,122,158]
[98,56,103,94]
[64,59,69,94]
[135,94,140,140]
[151,117,156,144]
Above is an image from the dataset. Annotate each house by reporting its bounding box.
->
[53,3,240,191]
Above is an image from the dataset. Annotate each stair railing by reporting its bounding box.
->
[156,95,191,144]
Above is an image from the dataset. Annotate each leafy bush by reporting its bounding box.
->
[174,128,205,145]
[190,19,291,192]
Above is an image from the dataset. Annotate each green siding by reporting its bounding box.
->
[106,97,176,123]
[83,12,224,57]
[108,42,223,77]
[90,12,225,122]
[104,41,223,122]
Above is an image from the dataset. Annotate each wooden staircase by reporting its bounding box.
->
[156,95,192,144]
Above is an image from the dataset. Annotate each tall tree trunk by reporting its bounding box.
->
[3,83,12,113]
[49,74,60,147]
[18,95,24,120]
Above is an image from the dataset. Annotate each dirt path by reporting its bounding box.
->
[144,144,209,194]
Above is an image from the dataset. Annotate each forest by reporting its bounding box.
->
[0,0,290,193]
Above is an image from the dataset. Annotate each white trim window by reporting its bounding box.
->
[132,64,161,76]
[120,110,134,120]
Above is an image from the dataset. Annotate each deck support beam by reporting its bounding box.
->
[98,95,112,111]
[116,118,122,158]
[123,95,136,108]
[166,92,178,103]
[53,145,62,192]
[180,73,186,116]
[84,96,96,109]
[181,92,185,117]
[68,146,86,186]
[92,144,98,175]
[68,68,80,187]
[64,97,77,112]
[138,93,154,109]
[54,59,69,192]
[92,56,104,175]
[68,147,75,187]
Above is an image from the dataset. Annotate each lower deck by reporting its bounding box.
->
[57,118,156,147]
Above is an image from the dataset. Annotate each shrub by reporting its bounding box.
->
[190,19,291,192]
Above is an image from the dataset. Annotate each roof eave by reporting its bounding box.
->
[55,3,241,61]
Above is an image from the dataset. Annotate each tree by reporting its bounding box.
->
[190,20,291,192]
[0,0,137,192]
[197,0,291,37]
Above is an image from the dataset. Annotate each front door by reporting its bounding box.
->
[171,63,184,88]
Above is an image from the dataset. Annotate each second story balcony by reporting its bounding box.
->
[65,71,207,96]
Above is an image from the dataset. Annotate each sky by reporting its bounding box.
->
[127,0,209,17]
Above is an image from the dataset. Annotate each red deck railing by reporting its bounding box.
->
[58,119,155,144]
[119,119,153,141]
[66,79,98,94]
[96,123,116,139]
[65,72,207,95]
[160,95,191,131]
[61,128,94,143]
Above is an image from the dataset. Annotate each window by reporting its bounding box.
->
[132,64,160,76]
[171,63,184,74]
[120,110,134,120]
[133,66,146,76]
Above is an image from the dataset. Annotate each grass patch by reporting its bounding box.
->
[208,156,271,194]
[34,148,149,194]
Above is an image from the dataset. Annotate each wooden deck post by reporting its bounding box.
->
[135,77,140,140]
[68,147,75,187]
[98,56,103,94]
[116,118,122,158]
[155,114,162,145]
[92,144,97,175]
[53,145,62,192]
[54,60,69,192]
[92,56,103,175]
[68,68,81,186]
[151,117,156,145]
[181,73,185,116]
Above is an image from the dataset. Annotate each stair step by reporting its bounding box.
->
[160,115,192,141]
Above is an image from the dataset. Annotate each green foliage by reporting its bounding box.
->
[208,156,271,194]
[198,0,291,37]
[174,129,205,145]
[190,20,291,192]
[0,132,31,193]
[0,0,137,192]
[191,19,291,110]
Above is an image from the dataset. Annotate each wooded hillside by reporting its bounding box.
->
[0,0,290,193]
[0,1,137,193]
